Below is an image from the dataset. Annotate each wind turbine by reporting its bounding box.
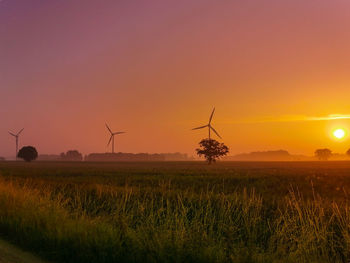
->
[9,128,24,160]
[192,108,222,140]
[106,124,125,153]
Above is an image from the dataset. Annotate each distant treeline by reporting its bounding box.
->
[224,150,350,161]
[223,150,312,161]
[38,150,83,162]
[38,152,189,162]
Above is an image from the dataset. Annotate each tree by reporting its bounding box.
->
[17,146,38,162]
[314,148,332,161]
[60,150,83,161]
[346,148,350,157]
[196,138,229,164]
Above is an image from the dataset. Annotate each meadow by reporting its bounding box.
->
[0,161,350,263]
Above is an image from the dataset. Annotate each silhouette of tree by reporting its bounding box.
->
[346,148,350,157]
[17,146,38,162]
[60,150,83,161]
[314,148,332,161]
[196,138,229,164]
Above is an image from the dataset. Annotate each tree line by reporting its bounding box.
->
[314,148,350,161]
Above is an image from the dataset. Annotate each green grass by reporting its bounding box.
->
[0,161,350,262]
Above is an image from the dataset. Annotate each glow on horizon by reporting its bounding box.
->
[222,115,350,125]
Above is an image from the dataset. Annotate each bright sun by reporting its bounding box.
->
[333,128,346,139]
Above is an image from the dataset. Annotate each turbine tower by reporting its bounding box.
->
[192,108,222,140]
[9,128,24,160]
[106,124,125,154]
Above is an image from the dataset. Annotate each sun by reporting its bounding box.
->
[333,128,346,139]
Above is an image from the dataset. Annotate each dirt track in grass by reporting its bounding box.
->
[0,238,47,263]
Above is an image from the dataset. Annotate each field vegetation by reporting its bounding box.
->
[0,161,350,262]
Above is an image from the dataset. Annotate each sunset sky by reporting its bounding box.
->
[1,0,350,158]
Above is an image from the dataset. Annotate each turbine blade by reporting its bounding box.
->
[105,123,112,134]
[209,107,215,124]
[114,132,125,135]
[107,135,113,146]
[8,132,16,137]
[210,126,222,139]
[192,125,208,130]
[17,128,24,136]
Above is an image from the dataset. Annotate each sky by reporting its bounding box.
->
[1,0,350,158]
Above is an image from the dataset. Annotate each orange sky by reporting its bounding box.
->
[1,0,350,158]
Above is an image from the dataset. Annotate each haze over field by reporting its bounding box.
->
[1,0,350,157]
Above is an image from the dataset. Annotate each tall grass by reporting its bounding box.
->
[1,162,350,262]
[0,176,349,263]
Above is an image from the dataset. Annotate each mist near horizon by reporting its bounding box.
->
[2,0,350,157]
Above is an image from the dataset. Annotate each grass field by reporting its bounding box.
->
[0,161,350,263]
